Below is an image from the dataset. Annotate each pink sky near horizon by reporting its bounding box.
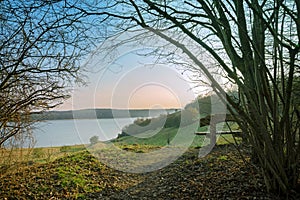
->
[56,61,197,111]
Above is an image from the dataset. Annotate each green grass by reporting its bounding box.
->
[111,123,240,150]
[113,127,178,146]
[0,150,141,199]
[0,144,87,168]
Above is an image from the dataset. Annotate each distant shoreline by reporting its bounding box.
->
[31,108,180,121]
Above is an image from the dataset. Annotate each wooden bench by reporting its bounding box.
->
[195,130,242,137]
[197,114,242,144]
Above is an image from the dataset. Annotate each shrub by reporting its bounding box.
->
[32,148,44,159]
[60,145,71,153]
[89,136,99,145]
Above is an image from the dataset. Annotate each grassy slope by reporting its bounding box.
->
[0,145,281,199]
[112,124,239,148]
[0,150,142,199]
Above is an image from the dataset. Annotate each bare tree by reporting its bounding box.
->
[0,0,91,147]
[75,0,300,194]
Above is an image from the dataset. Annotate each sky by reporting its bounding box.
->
[55,30,217,111]
[57,50,198,111]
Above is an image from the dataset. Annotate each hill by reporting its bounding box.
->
[119,94,230,137]
[0,145,281,199]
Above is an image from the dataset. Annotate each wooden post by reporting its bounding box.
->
[210,122,216,147]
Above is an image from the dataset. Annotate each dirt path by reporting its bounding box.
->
[86,146,280,199]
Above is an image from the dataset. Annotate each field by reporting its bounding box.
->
[0,144,280,199]
[0,126,283,199]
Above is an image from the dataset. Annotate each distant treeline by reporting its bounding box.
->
[30,108,179,120]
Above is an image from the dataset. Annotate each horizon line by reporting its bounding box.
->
[51,107,183,112]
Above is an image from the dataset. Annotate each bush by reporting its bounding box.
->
[89,136,99,145]
[60,145,71,153]
[32,148,44,159]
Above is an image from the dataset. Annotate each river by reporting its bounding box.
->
[32,118,136,147]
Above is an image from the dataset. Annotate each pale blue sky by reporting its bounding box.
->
[57,49,198,110]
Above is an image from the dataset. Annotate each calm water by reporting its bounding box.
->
[33,118,136,147]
